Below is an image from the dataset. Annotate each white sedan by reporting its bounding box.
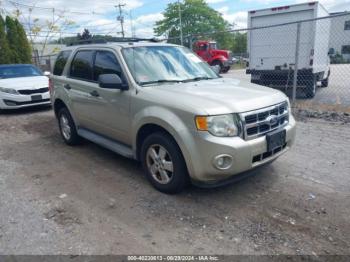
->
[0,64,51,110]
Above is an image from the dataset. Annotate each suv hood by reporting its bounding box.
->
[0,76,49,90]
[142,78,288,115]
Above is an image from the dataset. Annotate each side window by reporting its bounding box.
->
[53,50,71,76]
[94,51,123,81]
[341,45,350,54]
[70,50,94,81]
[344,20,350,30]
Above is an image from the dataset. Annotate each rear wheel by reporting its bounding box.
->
[305,77,317,99]
[58,107,81,145]
[321,77,329,88]
[141,132,189,194]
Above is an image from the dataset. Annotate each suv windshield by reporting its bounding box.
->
[0,65,43,79]
[122,46,218,85]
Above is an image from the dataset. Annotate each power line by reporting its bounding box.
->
[6,0,104,15]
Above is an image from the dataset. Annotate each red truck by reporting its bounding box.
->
[193,40,234,73]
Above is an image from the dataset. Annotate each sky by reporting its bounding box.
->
[0,0,349,41]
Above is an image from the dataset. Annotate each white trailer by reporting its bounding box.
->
[247,2,331,98]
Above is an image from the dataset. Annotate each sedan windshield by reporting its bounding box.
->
[122,46,218,85]
[0,65,43,79]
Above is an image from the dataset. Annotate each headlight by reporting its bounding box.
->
[0,87,18,95]
[195,114,240,137]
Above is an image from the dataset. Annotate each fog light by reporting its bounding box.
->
[213,154,233,170]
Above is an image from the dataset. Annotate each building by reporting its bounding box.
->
[329,12,350,62]
[32,44,65,71]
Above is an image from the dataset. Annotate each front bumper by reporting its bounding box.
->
[186,115,296,183]
[223,59,234,67]
[0,92,51,109]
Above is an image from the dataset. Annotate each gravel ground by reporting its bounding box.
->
[0,107,349,255]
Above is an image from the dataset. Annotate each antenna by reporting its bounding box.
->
[115,2,126,38]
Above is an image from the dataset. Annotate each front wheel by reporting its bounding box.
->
[221,66,230,73]
[141,132,189,194]
[211,60,223,73]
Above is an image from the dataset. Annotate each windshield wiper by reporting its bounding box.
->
[183,76,214,83]
[139,79,183,86]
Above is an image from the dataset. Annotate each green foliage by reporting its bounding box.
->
[154,0,232,49]
[15,19,32,63]
[78,29,93,40]
[231,32,247,54]
[5,16,21,63]
[0,16,33,64]
[0,15,12,64]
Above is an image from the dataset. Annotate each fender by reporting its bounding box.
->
[132,106,197,177]
[209,55,228,65]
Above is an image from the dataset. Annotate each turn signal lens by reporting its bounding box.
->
[195,116,208,131]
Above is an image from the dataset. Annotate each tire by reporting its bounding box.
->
[57,107,81,145]
[305,77,316,99]
[321,77,329,88]
[221,66,230,73]
[211,60,223,73]
[140,132,189,194]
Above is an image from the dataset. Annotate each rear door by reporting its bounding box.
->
[64,49,105,132]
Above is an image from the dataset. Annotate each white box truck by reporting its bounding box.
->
[247,2,331,98]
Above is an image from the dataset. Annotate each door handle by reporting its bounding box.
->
[63,84,71,90]
[90,90,100,97]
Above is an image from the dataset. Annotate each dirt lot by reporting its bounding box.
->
[0,107,349,255]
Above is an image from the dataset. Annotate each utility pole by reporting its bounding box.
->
[115,3,126,38]
[129,10,135,38]
[178,0,183,46]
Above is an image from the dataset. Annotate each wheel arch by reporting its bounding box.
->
[53,99,67,118]
[132,108,196,178]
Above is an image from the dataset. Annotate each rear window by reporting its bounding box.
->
[70,50,94,81]
[53,51,72,76]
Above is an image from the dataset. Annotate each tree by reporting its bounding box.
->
[14,18,32,63]
[154,0,233,49]
[231,32,247,54]
[78,29,92,40]
[12,5,75,56]
[5,16,21,63]
[0,15,12,64]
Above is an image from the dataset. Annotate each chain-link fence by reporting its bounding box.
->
[171,12,350,114]
[32,54,57,73]
[31,12,350,114]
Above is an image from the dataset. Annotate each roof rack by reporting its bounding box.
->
[67,37,162,46]
[67,39,107,46]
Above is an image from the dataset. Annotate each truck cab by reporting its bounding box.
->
[194,40,233,73]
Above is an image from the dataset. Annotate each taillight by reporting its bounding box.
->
[49,79,53,94]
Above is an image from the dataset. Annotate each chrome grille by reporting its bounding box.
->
[18,87,49,95]
[240,101,289,140]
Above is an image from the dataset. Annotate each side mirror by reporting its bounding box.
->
[44,71,51,77]
[98,74,128,90]
[211,65,220,75]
